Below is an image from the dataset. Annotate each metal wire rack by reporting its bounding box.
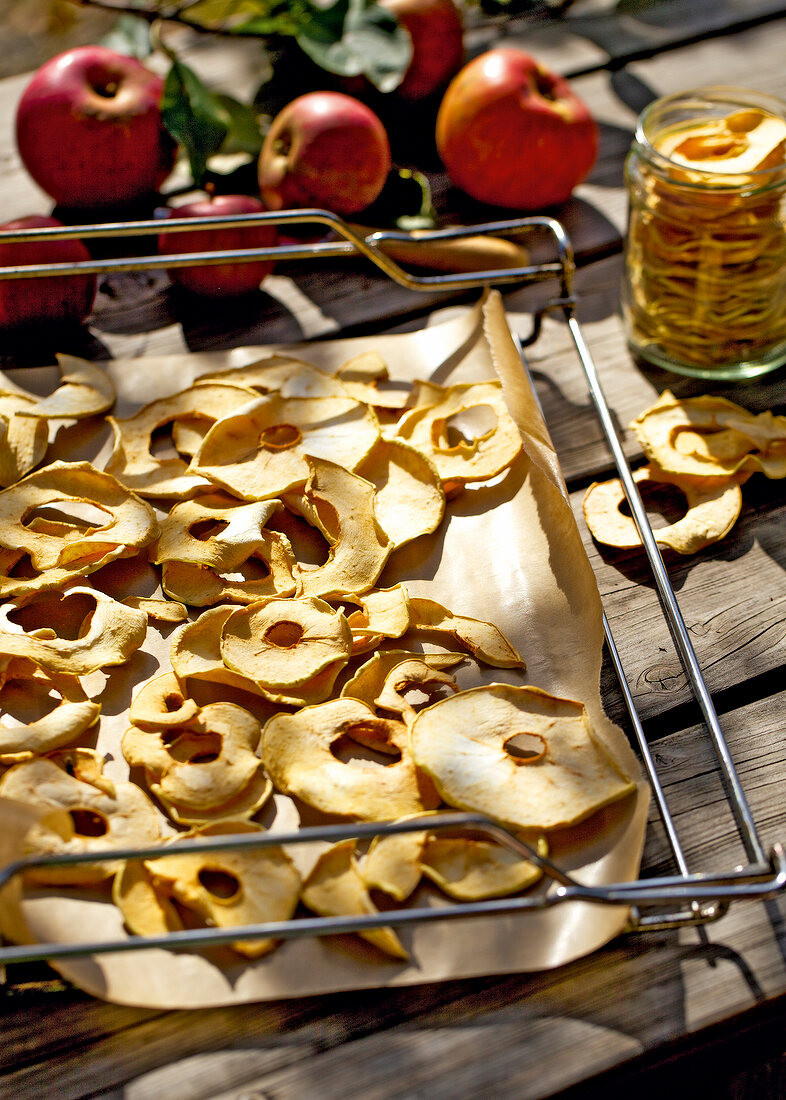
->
[0,209,783,969]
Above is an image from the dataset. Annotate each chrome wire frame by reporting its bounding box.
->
[0,211,782,965]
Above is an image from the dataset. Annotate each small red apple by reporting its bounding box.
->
[15,46,176,211]
[381,0,464,101]
[259,92,392,217]
[0,215,97,330]
[158,194,278,298]
[435,48,598,210]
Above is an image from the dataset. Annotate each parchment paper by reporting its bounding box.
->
[0,292,649,1008]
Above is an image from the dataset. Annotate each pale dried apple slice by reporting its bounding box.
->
[197,355,343,398]
[106,382,259,499]
[408,596,526,669]
[190,393,380,501]
[362,827,427,902]
[122,701,271,824]
[394,380,522,484]
[355,438,445,549]
[345,584,411,653]
[122,595,189,623]
[341,648,465,709]
[129,671,202,732]
[261,697,440,821]
[409,684,636,831]
[170,605,265,696]
[0,755,162,884]
[2,354,115,420]
[0,393,48,488]
[333,351,411,410]
[113,859,185,937]
[420,833,547,900]
[0,657,100,761]
[582,464,743,554]
[0,586,148,675]
[282,456,390,600]
[220,596,352,705]
[374,657,461,723]
[301,838,409,961]
[145,820,301,958]
[0,460,158,577]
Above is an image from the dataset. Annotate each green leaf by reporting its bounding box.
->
[161,59,230,186]
[178,0,308,35]
[296,0,412,91]
[213,93,264,158]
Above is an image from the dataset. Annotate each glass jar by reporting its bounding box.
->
[621,86,786,380]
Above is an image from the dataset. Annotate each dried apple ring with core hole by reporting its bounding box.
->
[106,382,259,499]
[156,493,298,606]
[281,456,390,600]
[582,465,743,554]
[409,683,636,831]
[630,390,786,480]
[0,656,100,762]
[113,858,185,937]
[261,696,441,820]
[0,754,162,884]
[407,596,526,669]
[170,605,266,698]
[0,353,115,420]
[301,838,409,961]
[340,648,466,709]
[344,584,411,655]
[144,820,301,958]
[374,657,461,724]
[220,596,352,704]
[189,393,380,501]
[129,671,202,732]
[332,351,411,411]
[394,380,522,485]
[196,355,344,399]
[362,817,548,902]
[122,701,272,824]
[355,438,445,549]
[0,460,158,576]
[0,586,148,676]
[0,392,48,488]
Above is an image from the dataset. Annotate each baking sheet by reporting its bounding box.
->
[0,292,649,1007]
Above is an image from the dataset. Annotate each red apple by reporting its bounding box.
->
[435,48,598,210]
[0,215,97,330]
[158,194,278,298]
[381,0,464,101]
[259,92,391,217]
[15,46,176,211]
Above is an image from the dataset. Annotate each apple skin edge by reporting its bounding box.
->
[259,92,392,217]
[15,46,176,212]
[380,0,464,102]
[158,195,278,298]
[0,215,97,330]
[435,47,598,210]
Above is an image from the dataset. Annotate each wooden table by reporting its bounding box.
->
[2,1,786,1096]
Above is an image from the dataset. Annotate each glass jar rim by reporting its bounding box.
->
[633,85,786,190]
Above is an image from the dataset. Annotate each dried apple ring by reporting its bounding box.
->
[0,461,158,593]
[0,657,100,762]
[0,586,148,675]
[355,438,445,549]
[170,605,266,697]
[129,671,202,732]
[341,648,465,709]
[394,380,522,484]
[630,390,786,480]
[113,859,185,938]
[156,493,298,606]
[0,392,48,488]
[122,702,271,825]
[408,596,526,668]
[145,820,301,958]
[374,657,461,723]
[220,595,352,706]
[0,754,162,884]
[582,464,743,554]
[261,697,441,820]
[196,355,343,398]
[345,584,411,655]
[301,839,409,961]
[1,353,115,420]
[409,684,636,831]
[106,382,259,499]
[190,393,380,501]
